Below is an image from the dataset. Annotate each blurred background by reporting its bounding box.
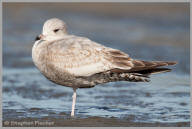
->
[3,3,190,127]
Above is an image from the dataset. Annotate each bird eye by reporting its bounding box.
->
[54,29,59,33]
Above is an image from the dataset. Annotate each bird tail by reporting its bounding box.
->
[134,67,171,75]
[130,61,177,75]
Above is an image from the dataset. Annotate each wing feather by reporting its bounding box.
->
[46,37,118,76]
[45,36,176,77]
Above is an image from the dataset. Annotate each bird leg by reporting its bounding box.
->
[71,88,77,117]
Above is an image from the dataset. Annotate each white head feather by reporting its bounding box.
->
[42,18,68,41]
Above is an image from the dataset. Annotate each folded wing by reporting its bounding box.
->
[46,36,177,77]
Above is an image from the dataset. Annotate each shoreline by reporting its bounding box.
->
[3,117,190,127]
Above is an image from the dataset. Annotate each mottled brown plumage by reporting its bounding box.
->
[32,18,177,117]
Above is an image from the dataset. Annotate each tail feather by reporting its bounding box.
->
[128,60,177,72]
[134,68,172,75]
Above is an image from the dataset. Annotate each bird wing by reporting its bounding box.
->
[46,36,134,76]
[46,35,177,77]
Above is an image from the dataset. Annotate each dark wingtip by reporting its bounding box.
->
[167,61,178,65]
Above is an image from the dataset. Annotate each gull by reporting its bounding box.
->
[32,18,177,117]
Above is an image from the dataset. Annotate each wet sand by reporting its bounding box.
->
[3,117,189,127]
[3,3,190,127]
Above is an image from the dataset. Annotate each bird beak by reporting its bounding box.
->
[35,34,45,41]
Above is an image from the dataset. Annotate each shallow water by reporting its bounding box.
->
[3,68,190,124]
[3,3,190,127]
